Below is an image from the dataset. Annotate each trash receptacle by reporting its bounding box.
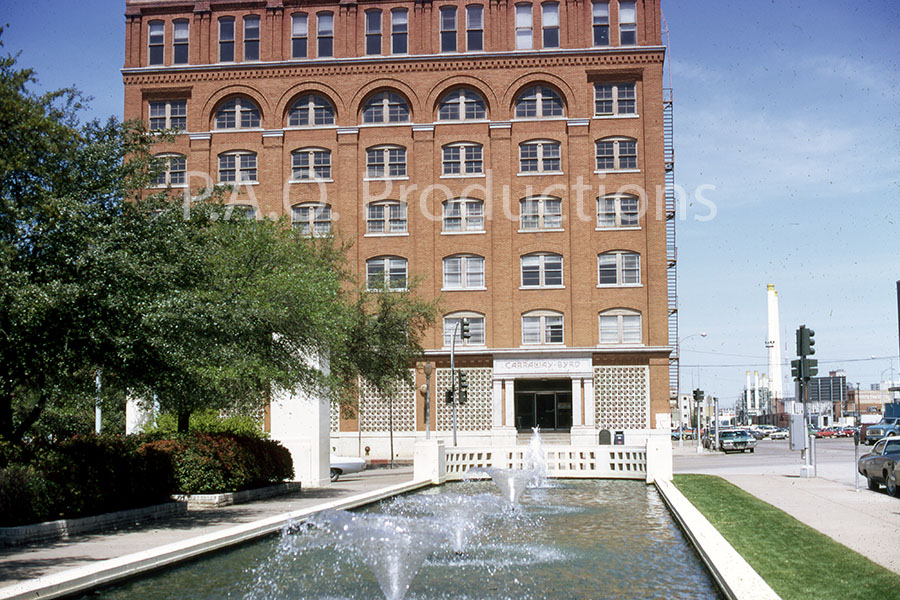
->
[598,429,611,445]
[613,431,625,445]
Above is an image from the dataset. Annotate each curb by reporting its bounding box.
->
[172,482,301,508]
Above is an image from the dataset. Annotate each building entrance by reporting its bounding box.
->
[514,379,572,431]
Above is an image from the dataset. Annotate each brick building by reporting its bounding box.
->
[123,0,675,459]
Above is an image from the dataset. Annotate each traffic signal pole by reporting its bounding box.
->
[795,325,817,478]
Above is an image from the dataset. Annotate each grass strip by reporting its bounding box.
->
[673,474,900,600]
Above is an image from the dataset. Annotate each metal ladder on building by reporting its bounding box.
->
[663,87,679,401]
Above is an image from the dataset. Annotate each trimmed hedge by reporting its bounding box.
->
[0,433,294,527]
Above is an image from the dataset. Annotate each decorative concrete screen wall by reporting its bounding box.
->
[444,445,647,480]
[594,366,650,430]
[358,371,416,432]
[329,402,339,433]
[435,367,493,432]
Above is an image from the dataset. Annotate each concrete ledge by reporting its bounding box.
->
[655,479,781,600]
[0,503,188,548]
[0,478,432,600]
[172,482,301,509]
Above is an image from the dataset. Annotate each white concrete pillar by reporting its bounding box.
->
[584,377,595,428]
[645,430,673,483]
[492,379,503,428]
[125,395,154,434]
[571,377,583,426]
[503,379,515,428]
[414,439,446,484]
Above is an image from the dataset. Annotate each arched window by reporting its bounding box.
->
[442,142,483,176]
[599,309,642,344]
[217,151,257,182]
[519,140,561,173]
[317,12,334,57]
[218,17,235,62]
[148,20,164,65]
[597,195,640,228]
[292,203,332,236]
[291,13,308,58]
[438,88,487,120]
[595,137,637,170]
[443,312,486,346]
[443,254,485,290]
[287,94,335,126]
[150,154,186,187]
[366,256,408,290]
[361,91,410,123]
[522,310,564,345]
[215,97,261,129]
[521,253,563,288]
[597,251,640,286]
[442,198,484,232]
[514,85,563,118]
[291,148,331,180]
[366,145,406,178]
[366,201,407,234]
[173,19,189,64]
[520,197,562,230]
[365,9,382,55]
[244,15,260,61]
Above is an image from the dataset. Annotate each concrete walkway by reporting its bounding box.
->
[0,466,416,593]
[674,441,900,577]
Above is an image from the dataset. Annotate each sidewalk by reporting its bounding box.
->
[0,466,416,594]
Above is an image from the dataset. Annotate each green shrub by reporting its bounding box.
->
[145,410,267,438]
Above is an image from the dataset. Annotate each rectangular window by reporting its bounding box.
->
[542,3,559,48]
[365,202,408,233]
[244,16,260,61]
[622,315,641,343]
[219,18,235,62]
[440,6,457,52]
[317,13,334,57]
[515,4,533,49]
[149,100,187,130]
[173,20,189,64]
[619,140,637,169]
[466,5,483,51]
[391,9,408,54]
[148,21,164,65]
[592,1,609,46]
[366,10,382,55]
[544,315,563,343]
[522,316,542,345]
[594,82,637,115]
[619,0,637,45]
[292,14,308,58]
[621,253,640,284]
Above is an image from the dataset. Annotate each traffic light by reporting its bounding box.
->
[460,318,471,340]
[458,371,468,405]
[796,325,816,356]
[804,357,818,379]
[692,388,704,404]
[791,359,802,381]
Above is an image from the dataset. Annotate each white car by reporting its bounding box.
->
[768,428,789,440]
[330,456,366,482]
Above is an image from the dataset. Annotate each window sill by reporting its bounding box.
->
[211,128,265,133]
[597,342,645,347]
[364,232,409,237]
[595,226,641,232]
[441,230,486,235]
[520,343,565,348]
[365,288,410,293]
[519,285,565,290]
[441,287,488,292]
[592,114,640,120]
[518,228,565,234]
[358,122,412,128]
[363,176,410,182]
[440,173,486,179]
[289,179,334,184]
[434,119,491,125]
[441,344,487,350]
[218,181,259,186]
[596,283,642,289]
[150,184,189,189]
[511,116,568,123]
[593,169,641,174]
[284,125,338,131]
[517,171,564,177]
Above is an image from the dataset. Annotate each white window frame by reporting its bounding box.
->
[391,9,408,54]
[291,13,308,58]
[594,82,636,116]
[598,309,642,345]
[541,2,560,48]
[440,6,457,52]
[438,88,487,121]
[149,99,187,130]
[148,20,164,65]
[442,198,485,233]
[365,9,382,55]
[519,196,563,231]
[518,140,562,174]
[361,91,410,124]
[595,137,638,171]
[366,145,407,179]
[442,254,486,290]
[287,94,335,127]
[596,195,640,229]
[150,154,187,187]
[366,256,408,291]
[173,20,189,64]
[466,5,484,51]
[215,97,261,130]
[218,17,235,62]
[443,313,486,347]
[442,142,484,177]
[521,253,564,288]
[522,310,564,345]
[515,4,533,50]
[217,151,257,183]
[292,202,332,236]
[619,0,637,45]
[592,1,610,46]
[291,148,332,181]
[366,201,408,235]
[244,15,261,61]
[597,251,641,287]
[514,85,564,119]
[317,12,334,58]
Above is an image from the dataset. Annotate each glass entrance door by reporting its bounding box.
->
[514,380,573,431]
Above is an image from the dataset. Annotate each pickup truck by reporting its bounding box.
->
[864,404,900,444]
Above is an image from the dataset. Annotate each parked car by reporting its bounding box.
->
[719,429,757,453]
[857,437,900,496]
[330,456,367,482]
[814,426,840,439]
[768,428,789,440]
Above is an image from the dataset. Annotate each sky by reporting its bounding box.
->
[1,0,898,406]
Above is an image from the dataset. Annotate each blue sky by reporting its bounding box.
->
[2,0,898,406]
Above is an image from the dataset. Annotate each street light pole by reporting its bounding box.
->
[677,333,707,447]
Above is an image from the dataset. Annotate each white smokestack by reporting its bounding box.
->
[766,284,784,402]
[753,370,760,412]
[746,370,751,413]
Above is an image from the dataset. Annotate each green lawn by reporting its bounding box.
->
[673,474,900,600]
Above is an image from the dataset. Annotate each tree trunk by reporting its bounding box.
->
[0,391,13,443]
[177,411,191,433]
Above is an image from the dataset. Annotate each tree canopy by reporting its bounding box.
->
[0,41,436,442]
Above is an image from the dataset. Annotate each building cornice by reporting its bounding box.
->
[424,345,672,357]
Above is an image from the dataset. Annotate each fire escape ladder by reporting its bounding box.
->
[664,88,679,401]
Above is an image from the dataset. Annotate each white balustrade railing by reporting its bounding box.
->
[444,445,647,481]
